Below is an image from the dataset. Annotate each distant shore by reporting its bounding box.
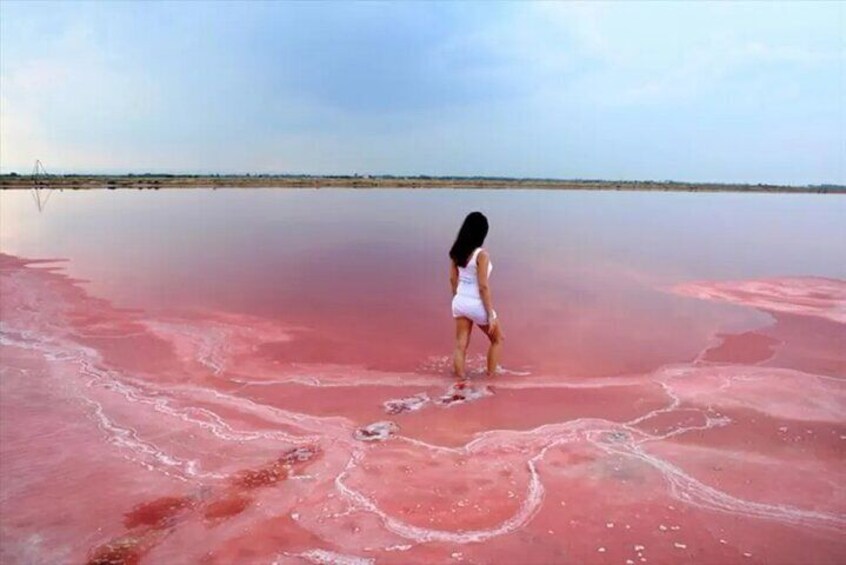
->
[1,174,843,193]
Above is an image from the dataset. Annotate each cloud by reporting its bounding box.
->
[0,0,843,183]
[1,13,164,170]
[615,37,845,107]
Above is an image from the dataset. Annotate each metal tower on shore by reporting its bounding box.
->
[31,159,53,212]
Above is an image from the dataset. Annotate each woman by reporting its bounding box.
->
[449,211,504,379]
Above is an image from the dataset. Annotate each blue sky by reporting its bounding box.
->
[1,1,843,184]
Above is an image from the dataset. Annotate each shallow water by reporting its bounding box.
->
[1,188,845,564]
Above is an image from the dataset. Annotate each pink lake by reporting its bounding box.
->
[1,188,844,564]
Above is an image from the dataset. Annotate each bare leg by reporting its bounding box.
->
[453,317,473,379]
[481,320,504,377]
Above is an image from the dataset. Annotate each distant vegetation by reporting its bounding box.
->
[1,173,843,193]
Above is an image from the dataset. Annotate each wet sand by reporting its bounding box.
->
[1,252,844,564]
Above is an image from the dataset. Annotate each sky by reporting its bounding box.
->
[1,1,843,184]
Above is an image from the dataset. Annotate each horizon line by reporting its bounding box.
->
[2,171,844,190]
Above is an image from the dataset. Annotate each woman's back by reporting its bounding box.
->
[456,248,492,299]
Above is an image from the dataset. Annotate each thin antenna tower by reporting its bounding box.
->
[30,159,53,212]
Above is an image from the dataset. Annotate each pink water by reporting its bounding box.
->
[1,189,844,564]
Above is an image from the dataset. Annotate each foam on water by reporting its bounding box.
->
[672,277,846,323]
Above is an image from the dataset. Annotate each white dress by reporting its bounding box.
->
[451,247,495,326]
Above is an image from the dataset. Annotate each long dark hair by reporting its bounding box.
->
[449,212,489,267]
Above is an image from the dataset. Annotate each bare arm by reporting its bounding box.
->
[450,260,459,296]
[476,250,497,325]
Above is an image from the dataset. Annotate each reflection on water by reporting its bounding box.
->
[29,186,54,213]
[1,188,845,376]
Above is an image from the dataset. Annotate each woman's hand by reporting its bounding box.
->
[486,312,498,332]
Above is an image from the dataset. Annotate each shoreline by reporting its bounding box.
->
[2,174,843,193]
